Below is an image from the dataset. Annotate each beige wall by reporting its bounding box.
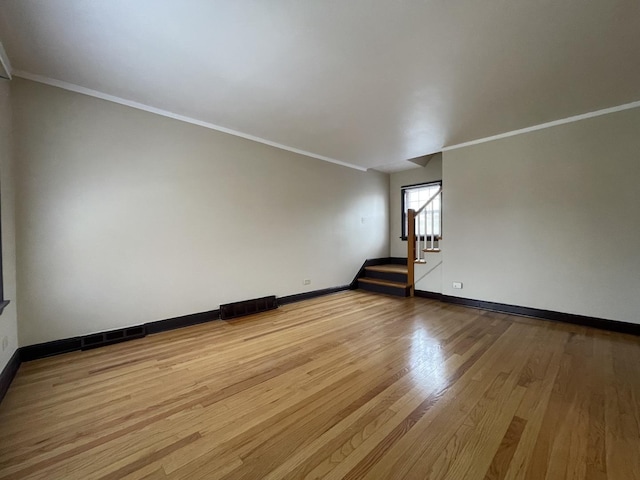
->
[443,107,640,323]
[13,79,389,346]
[9,76,638,352]
[389,154,443,292]
[0,79,18,372]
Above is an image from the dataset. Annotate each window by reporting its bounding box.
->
[401,181,442,240]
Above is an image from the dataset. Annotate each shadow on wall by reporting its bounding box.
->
[415,261,442,284]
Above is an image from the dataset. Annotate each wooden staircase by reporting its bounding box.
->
[357,264,411,297]
[406,186,442,296]
[357,186,443,298]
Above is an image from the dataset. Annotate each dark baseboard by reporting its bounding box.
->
[0,349,21,404]
[413,291,445,301]
[20,310,221,362]
[0,282,365,406]
[221,296,277,320]
[6,284,637,406]
[18,283,352,366]
[2,306,222,404]
[415,290,640,335]
[21,326,149,360]
[278,285,351,306]
[81,325,146,351]
[146,309,220,334]
[20,337,82,362]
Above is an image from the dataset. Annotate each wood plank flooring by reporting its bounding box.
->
[0,290,639,479]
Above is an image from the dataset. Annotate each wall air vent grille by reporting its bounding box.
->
[220,295,277,320]
[80,326,146,350]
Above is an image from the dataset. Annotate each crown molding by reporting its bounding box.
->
[14,71,640,166]
[442,99,640,152]
[13,70,368,172]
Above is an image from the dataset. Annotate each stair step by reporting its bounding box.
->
[365,265,408,274]
[414,260,427,264]
[358,277,410,297]
[358,278,409,288]
[422,248,441,253]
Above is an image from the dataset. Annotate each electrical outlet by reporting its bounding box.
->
[303,279,311,285]
[452,282,463,289]
[1,336,8,352]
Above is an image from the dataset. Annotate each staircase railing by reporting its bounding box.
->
[407,187,442,296]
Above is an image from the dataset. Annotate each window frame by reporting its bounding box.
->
[400,180,442,241]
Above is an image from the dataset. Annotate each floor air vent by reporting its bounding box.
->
[81,326,146,350]
[220,295,277,320]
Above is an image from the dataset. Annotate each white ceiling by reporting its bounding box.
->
[1,1,639,172]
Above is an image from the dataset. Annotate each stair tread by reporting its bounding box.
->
[358,278,409,288]
[422,248,441,253]
[365,264,408,274]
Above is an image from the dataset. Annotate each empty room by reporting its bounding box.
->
[0,1,639,479]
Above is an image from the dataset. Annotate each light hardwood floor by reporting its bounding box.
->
[0,290,639,479]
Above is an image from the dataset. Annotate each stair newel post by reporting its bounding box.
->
[416,209,421,263]
[431,200,435,250]
[423,208,427,256]
[407,208,416,297]
[439,190,442,243]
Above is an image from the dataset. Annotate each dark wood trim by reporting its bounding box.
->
[0,348,20,404]
[400,180,443,190]
[364,269,407,283]
[407,209,415,296]
[8,285,636,405]
[413,291,444,300]
[145,309,220,334]
[81,326,146,351]
[400,180,442,239]
[18,284,354,364]
[220,296,277,320]
[359,280,410,297]
[350,257,407,289]
[278,285,351,306]
[415,290,640,336]
[21,310,220,361]
[385,257,408,265]
[20,337,82,362]
[399,235,441,242]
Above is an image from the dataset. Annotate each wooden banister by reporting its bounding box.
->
[407,208,416,297]
[407,187,443,296]
[415,187,442,215]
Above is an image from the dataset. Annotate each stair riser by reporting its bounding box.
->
[359,281,409,297]
[364,270,408,283]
